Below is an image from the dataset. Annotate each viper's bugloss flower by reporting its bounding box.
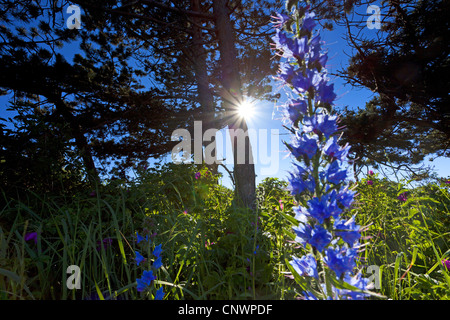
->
[336,187,356,208]
[289,134,318,160]
[368,170,374,176]
[303,114,338,139]
[324,137,351,161]
[293,221,313,247]
[195,172,201,180]
[153,244,162,258]
[316,81,336,105]
[136,270,156,292]
[324,246,358,278]
[301,11,316,32]
[135,251,145,266]
[155,286,165,300]
[282,99,308,124]
[137,232,148,244]
[279,62,296,83]
[290,254,319,278]
[322,160,349,185]
[153,256,163,270]
[305,194,342,224]
[339,273,371,300]
[442,260,450,271]
[273,5,370,299]
[292,69,321,93]
[367,180,373,185]
[309,225,332,252]
[334,217,361,246]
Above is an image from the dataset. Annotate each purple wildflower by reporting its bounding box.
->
[397,192,407,202]
[25,232,37,244]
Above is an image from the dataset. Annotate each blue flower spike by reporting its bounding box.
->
[272,4,372,300]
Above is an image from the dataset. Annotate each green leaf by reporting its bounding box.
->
[0,268,35,299]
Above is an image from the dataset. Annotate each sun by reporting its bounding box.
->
[237,99,255,119]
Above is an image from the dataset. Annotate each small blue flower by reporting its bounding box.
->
[282,98,308,124]
[289,134,318,160]
[301,11,316,32]
[291,36,309,61]
[137,232,149,244]
[136,270,156,292]
[154,286,165,300]
[288,172,315,195]
[278,62,296,83]
[324,246,357,278]
[302,114,338,139]
[153,244,162,258]
[142,270,156,283]
[316,81,337,105]
[292,69,321,93]
[308,225,332,252]
[323,137,351,161]
[153,256,163,269]
[136,278,148,292]
[292,222,312,247]
[272,28,291,51]
[340,273,371,300]
[305,193,341,224]
[337,187,356,208]
[290,254,319,278]
[323,160,348,185]
[275,12,290,25]
[334,217,361,246]
[135,251,145,266]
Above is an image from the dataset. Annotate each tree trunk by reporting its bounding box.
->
[190,0,218,174]
[53,98,100,186]
[213,0,256,209]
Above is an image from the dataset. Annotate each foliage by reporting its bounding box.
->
[308,0,450,173]
[355,173,450,299]
[0,162,448,300]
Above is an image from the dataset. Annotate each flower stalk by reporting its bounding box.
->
[272,3,375,299]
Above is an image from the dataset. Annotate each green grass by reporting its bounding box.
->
[354,175,450,299]
[0,164,448,300]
